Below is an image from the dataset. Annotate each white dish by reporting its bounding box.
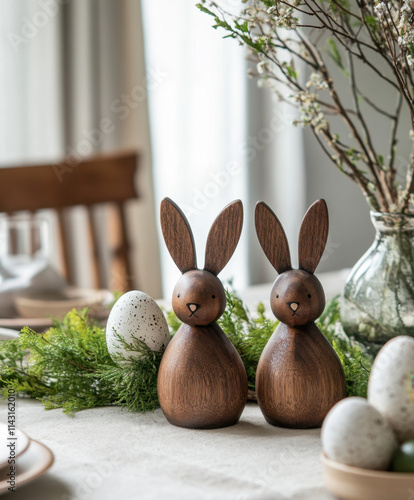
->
[15,288,113,319]
[322,452,414,500]
[0,317,57,332]
[0,327,19,341]
[0,425,30,469]
[0,439,54,495]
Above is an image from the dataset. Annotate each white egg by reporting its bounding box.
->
[321,397,397,470]
[106,291,170,364]
[368,335,414,442]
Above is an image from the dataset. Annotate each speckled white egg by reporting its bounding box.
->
[106,291,170,364]
[322,397,397,470]
[368,335,414,442]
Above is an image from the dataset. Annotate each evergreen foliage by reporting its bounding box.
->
[0,292,372,414]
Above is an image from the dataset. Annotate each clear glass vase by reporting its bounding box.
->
[341,211,414,355]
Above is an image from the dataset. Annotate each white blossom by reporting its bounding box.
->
[374,2,386,16]
[397,0,414,47]
[311,112,328,133]
[306,72,328,90]
[265,4,299,29]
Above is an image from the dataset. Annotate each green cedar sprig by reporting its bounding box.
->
[0,292,372,414]
[0,309,162,414]
[317,299,372,398]
[167,291,372,397]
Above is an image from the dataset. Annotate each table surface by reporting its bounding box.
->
[1,270,349,499]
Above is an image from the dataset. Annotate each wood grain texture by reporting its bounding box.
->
[87,206,101,289]
[160,197,197,273]
[171,270,226,326]
[112,202,134,291]
[157,322,248,429]
[298,199,329,274]
[0,150,139,291]
[159,199,247,428]
[57,209,72,282]
[270,269,325,327]
[255,201,292,274]
[204,200,243,276]
[256,322,346,428]
[0,150,138,212]
[255,199,346,428]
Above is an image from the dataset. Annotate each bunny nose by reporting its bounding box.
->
[187,303,200,314]
[288,302,299,311]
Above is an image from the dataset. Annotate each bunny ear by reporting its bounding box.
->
[255,201,292,274]
[298,199,329,274]
[204,200,243,276]
[160,197,197,273]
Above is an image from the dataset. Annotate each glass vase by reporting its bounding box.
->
[341,211,414,355]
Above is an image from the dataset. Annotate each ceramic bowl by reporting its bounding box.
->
[15,288,113,319]
[321,453,414,500]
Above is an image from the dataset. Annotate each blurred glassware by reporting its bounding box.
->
[0,218,50,282]
[341,211,414,354]
[0,217,66,318]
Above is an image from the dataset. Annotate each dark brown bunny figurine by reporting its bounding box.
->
[157,198,248,429]
[255,200,346,429]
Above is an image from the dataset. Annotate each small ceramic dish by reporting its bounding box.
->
[0,439,54,495]
[321,453,414,500]
[15,288,113,319]
[0,425,31,469]
[0,327,19,341]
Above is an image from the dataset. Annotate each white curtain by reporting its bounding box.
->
[142,1,306,295]
[0,1,63,162]
[142,1,248,295]
[0,0,309,299]
[0,0,162,298]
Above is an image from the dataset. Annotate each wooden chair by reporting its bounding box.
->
[0,150,139,291]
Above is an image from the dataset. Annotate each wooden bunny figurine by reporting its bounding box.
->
[255,200,346,428]
[157,198,248,429]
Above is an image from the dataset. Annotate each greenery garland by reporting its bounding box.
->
[0,291,371,415]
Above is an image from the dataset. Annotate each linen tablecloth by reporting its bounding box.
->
[1,270,348,499]
[2,400,335,500]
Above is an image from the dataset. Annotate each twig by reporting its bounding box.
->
[348,52,394,209]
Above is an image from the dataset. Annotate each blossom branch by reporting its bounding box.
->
[199,0,414,212]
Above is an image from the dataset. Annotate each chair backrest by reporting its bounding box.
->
[0,150,139,291]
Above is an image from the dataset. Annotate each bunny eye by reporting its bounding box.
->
[308,294,312,298]
[212,295,216,299]
[276,294,279,299]
[177,294,180,298]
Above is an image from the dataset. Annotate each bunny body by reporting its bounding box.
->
[158,199,248,429]
[158,321,247,429]
[256,321,346,428]
[255,201,346,428]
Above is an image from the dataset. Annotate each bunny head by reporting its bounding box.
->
[160,198,243,326]
[255,200,328,327]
